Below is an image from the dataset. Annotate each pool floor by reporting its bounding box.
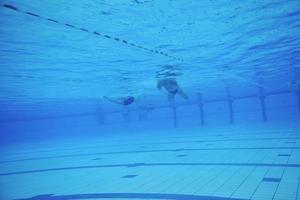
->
[1,125,300,200]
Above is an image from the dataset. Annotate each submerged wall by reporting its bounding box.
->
[0,90,299,144]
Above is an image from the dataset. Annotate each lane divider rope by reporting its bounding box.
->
[2,4,183,61]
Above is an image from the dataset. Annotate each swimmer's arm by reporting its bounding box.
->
[157,81,162,90]
[103,96,123,105]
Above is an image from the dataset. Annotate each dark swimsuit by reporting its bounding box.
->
[169,89,178,94]
[167,80,179,94]
[123,97,134,105]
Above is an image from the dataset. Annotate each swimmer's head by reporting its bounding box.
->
[128,96,135,102]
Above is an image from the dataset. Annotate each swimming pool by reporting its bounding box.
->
[1,0,300,199]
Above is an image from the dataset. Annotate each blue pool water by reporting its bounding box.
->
[0,0,300,199]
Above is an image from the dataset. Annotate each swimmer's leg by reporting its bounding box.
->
[177,88,189,100]
[168,93,175,102]
[103,96,123,105]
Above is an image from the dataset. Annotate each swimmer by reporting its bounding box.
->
[104,96,135,106]
[157,78,188,102]
[287,80,300,93]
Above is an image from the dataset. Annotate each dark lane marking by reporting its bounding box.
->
[2,146,300,164]
[127,163,145,167]
[262,178,281,182]
[92,158,102,160]
[2,162,300,176]
[15,192,247,200]
[278,154,291,157]
[285,141,296,144]
[121,174,138,178]
[176,154,187,157]
[134,0,154,4]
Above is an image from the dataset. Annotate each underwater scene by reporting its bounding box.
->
[0,0,300,199]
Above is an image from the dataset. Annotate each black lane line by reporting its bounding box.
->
[1,146,300,164]
[2,162,300,176]
[15,192,248,200]
[121,174,138,178]
[262,177,281,182]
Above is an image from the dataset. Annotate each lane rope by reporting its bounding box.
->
[2,4,183,61]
